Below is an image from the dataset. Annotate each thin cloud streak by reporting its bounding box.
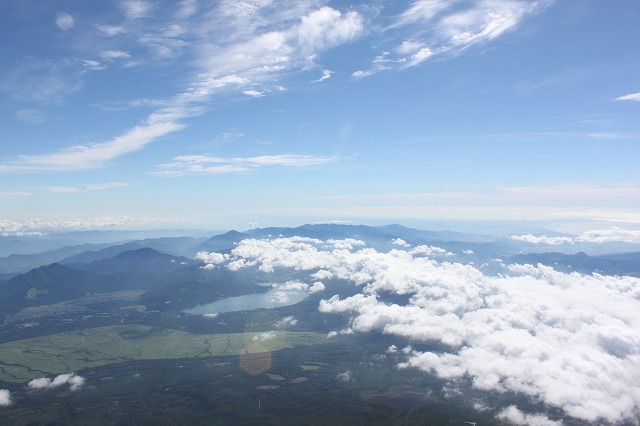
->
[1,2,364,174]
[48,182,130,193]
[155,154,335,176]
[354,0,550,77]
[615,92,640,102]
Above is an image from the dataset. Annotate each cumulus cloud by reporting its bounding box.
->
[308,281,326,293]
[253,331,277,342]
[497,406,562,426]
[336,370,354,383]
[275,316,298,327]
[28,373,86,391]
[391,238,410,247]
[205,235,640,423]
[0,389,11,407]
[195,251,227,269]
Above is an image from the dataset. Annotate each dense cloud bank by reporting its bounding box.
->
[199,237,640,423]
[512,226,640,245]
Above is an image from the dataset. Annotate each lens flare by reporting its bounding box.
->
[55,12,74,31]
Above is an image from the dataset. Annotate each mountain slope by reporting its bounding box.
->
[0,263,131,313]
[67,248,194,275]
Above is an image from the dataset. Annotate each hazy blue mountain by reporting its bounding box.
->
[508,251,640,277]
[0,242,119,277]
[67,248,194,275]
[61,237,205,264]
[190,230,250,255]
[0,263,131,313]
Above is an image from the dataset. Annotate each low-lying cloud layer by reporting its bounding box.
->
[0,389,11,407]
[198,236,640,423]
[512,226,640,245]
[28,373,86,392]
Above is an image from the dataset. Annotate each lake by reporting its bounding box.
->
[184,286,308,315]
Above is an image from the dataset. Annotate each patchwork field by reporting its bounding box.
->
[0,324,327,382]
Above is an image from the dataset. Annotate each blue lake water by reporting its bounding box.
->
[184,287,308,315]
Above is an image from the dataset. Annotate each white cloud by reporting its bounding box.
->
[100,50,131,61]
[216,235,640,424]
[0,389,11,407]
[297,7,364,61]
[496,406,562,426]
[576,227,640,244]
[0,216,178,235]
[1,120,184,173]
[0,191,31,198]
[28,373,86,391]
[358,0,548,74]
[336,370,354,383]
[391,238,410,247]
[615,92,640,102]
[309,281,326,293]
[512,227,640,245]
[242,89,265,97]
[155,154,334,176]
[511,234,574,245]
[253,330,277,342]
[275,316,298,327]
[3,3,363,174]
[311,69,333,83]
[96,24,125,36]
[328,238,365,250]
[48,182,129,193]
[121,0,152,20]
[195,251,227,266]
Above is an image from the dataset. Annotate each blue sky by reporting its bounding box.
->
[1,0,639,233]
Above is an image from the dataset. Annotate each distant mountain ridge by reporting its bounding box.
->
[66,247,194,275]
[1,223,640,317]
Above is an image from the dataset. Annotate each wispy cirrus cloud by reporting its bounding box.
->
[0,120,184,173]
[48,182,129,193]
[354,0,550,76]
[0,191,31,198]
[1,2,363,174]
[311,69,333,83]
[155,154,334,176]
[120,0,152,20]
[1,1,549,173]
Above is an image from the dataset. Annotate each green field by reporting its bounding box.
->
[0,324,327,382]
